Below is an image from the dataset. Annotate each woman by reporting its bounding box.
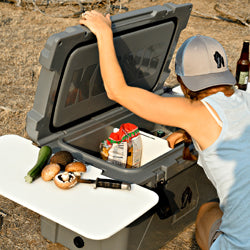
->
[80,11,250,249]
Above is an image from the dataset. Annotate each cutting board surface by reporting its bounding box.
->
[0,134,158,240]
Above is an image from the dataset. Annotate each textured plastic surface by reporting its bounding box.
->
[0,135,158,240]
[40,164,217,250]
[53,21,175,127]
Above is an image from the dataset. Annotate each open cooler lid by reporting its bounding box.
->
[26,3,192,144]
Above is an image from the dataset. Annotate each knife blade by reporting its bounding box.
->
[76,177,131,190]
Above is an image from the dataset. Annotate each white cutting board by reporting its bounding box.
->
[0,134,159,240]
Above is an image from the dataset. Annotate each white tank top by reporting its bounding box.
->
[194,89,250,249]
[201,99,223,127]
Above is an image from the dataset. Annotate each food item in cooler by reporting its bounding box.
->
[50,151,74,169]
[24,145,52,183]
[100,123,142,168]
[41,163,61,181]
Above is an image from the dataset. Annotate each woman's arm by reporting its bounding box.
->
[79,12,194,125]
[79,11,221,150]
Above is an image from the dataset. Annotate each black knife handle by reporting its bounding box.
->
[95,178,131,190]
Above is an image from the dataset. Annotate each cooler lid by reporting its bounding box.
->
[26,3,192,143]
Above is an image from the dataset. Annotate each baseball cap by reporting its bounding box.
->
[175,35,235,91]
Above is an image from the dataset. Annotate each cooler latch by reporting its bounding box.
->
[154,181,177,220]
[154,168,165,183]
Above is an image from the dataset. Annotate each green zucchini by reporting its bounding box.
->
[25,145,52,183]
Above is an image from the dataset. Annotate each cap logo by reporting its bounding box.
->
[213,51,225,68]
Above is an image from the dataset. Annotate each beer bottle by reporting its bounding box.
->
[235,40,249,91]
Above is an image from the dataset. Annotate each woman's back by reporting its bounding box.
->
[196,89,250,249]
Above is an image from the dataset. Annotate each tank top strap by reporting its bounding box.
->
[201,99,223,127]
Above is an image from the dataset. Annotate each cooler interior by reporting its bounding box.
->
[63,110,179,166]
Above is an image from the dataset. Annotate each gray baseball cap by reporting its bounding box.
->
[175,35,235,91]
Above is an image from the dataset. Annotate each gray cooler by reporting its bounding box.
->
[24,3,217,250]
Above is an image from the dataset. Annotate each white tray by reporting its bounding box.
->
[0,134,159,240]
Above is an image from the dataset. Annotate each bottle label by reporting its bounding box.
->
[238,71,249,85]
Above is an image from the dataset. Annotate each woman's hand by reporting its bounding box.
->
[79,10,112,40]
[167,130,197,161]
[167,129,186,148]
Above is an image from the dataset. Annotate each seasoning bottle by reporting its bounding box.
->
[235,40,249,91]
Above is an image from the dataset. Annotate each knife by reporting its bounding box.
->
[76,177,131,190]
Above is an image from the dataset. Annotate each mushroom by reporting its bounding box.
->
[50,151,74,169]
[54,172,77,189]
[65,162,86,177]
[41,163,61,181]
